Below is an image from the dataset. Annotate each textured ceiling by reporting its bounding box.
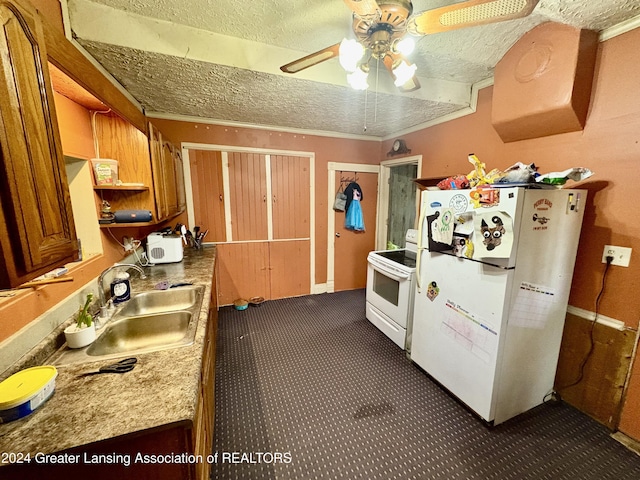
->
[67,0,640,138]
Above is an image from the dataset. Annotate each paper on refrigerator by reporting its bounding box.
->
[431,208,454,245]
[473,211,514,259]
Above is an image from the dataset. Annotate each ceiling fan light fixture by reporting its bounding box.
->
[392,60,417,87]
[339,38,365,72]
[347,66,369,90]
[394,37,415,56]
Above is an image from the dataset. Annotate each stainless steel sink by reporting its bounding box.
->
[118,287,200,316]
[86,311,193,356]
[52,285,205,365]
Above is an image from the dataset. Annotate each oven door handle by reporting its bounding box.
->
[367,256,411,281]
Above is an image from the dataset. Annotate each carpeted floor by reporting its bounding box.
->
[212,290,640,479]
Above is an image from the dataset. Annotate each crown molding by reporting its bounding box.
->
[382,77,494,141]
[146,112,380,142]
[599,13,640,42]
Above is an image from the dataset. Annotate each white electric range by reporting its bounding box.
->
[365,229,417,351]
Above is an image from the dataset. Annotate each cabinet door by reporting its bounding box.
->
[173,145,186,213]
[0,0,77,287]
[149,122,167,221]
[162,139,178,217]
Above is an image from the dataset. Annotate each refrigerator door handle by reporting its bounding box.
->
[416,191,428,292]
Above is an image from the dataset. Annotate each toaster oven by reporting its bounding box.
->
[146,232,183,264]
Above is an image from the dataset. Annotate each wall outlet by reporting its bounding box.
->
[602,245,632,267]
[122,236,135,253]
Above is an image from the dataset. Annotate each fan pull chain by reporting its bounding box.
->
[374,57,379,123]
[363,87,368,132]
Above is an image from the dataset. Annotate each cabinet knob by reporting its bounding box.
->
[335,232,341,238]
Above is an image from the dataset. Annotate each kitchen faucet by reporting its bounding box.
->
[97,264,146,319]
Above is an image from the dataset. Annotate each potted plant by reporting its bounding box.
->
[64,293,97,348]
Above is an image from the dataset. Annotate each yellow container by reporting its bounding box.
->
[0,366,57,423]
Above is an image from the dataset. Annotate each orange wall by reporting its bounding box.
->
[150,120,381,285]
[385,30,640,328]
[381,28,640,438]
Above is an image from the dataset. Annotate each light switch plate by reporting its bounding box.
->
[602,245,632,267]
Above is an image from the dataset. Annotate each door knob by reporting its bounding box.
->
[335,232,341,237]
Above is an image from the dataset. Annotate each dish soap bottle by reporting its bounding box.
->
[110,271,131,304]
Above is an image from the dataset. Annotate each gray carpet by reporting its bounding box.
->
[213,290,640,479]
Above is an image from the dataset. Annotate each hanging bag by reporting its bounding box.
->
[333,184,347,212]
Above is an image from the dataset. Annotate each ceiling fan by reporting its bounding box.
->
[280,0,540,92]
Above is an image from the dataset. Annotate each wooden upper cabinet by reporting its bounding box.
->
[148,122,185,222]
[90,119,185,227]
[162,139,178,217]
[174,146,186,213]
[0,0,78,288]
[148,122,167,221]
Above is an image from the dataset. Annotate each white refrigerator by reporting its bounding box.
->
[410,186,586,425]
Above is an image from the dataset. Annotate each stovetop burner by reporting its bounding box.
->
[371,249,416,269]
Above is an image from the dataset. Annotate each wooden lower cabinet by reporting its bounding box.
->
[194,309,217,480]
[3,425,196,480]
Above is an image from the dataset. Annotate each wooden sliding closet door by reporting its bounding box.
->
[188,149,311,305]
[271,155,310,240]
[188,150,226,242]
[269,155,311,299]
[228,152,268,241]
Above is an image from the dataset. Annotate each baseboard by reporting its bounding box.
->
[611,431,640,457]
[312,283,328,294]
[567,305,626,331]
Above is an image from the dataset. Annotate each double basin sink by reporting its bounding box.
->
[53,285,205,365]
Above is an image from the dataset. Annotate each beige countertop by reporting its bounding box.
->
[0,246,216,457]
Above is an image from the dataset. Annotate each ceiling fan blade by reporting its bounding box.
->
[383,53,421,92]
[280,43,341,74]
[343,0,381,21]
[409,0,539,35]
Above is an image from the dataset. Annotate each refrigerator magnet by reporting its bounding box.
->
[449,194,468,213]
[469,188,500,208]
[464,239,474,259]
[427,281,440,302]
[431,209,455,245]
[474,212,514,258]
